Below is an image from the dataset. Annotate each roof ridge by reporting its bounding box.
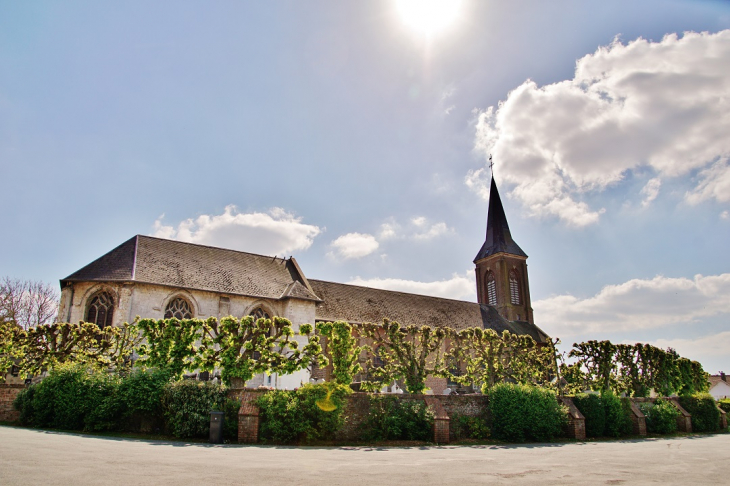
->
[136,234,289,262]
[308,278,478,306]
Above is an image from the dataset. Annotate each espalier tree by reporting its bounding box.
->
[315,320,366,387]
[137,316,324,385]
[359,320,450,394]
[450,328,556,393]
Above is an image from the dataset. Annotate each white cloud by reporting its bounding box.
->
[640,177,661,207]
[721,210,729,220]
[534,273,730,337]
[329,232,379,260]
[646,331,730,362]
[685,159,730,204]
[378,216,452,241]
[348,271,475,300]
[151,205,320,256]
[471,30,730,225]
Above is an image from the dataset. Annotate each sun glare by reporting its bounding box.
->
[395,0,463,36]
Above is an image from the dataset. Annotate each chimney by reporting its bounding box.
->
[721,372,726,383]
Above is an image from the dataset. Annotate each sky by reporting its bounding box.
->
[1,1,729,374]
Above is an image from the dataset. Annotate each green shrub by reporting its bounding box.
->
[450,413,490,441]
[488,383,567,442]
[679,393,720,433]
[641,400,679,434]
[257,383,351,444]
[161,380,230,439]
[573,392,632,438]
[13,365,123,431]
[603,392,632,437]
[719,399,730,414]
[118,368,171,432]
[360,396,435,442]
[573,394,605,438]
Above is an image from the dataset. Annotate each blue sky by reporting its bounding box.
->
[2,1,729,373]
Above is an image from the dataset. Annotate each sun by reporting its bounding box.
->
[395,0,464,36]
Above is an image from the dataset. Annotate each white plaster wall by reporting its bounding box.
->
[710,381,730,399]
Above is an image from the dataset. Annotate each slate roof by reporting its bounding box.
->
[61,235,321,301]
[474,177,527,262]
[309,279,548,342]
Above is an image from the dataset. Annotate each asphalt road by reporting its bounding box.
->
[1,426,728,485]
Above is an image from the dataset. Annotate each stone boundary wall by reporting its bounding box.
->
[0,384,25,422]
[558,397,586,440]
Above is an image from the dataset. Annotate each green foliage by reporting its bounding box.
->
[316,321,365,386]
[718,399,730,414]
[160,380,231,439]
[641,400,679,434]
[360,395,435,442]
[0,320,24,382]
[450,413,490,441]
[572,394,605,438]
[117,368,171,422]
[13,364,122,431]
[603,392,632,437]
[488,383,567,442]
[360,320,449,394]
[257,383,351,444]
[678,393,720,433]
[138,316,323,386]
[451,328,554,394]
[570,341,708,398]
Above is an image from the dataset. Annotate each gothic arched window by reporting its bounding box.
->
[485,271,497,306]
[509,269,521,305]
[250,307,270,322]
[164,297,193,319]
[86,291,114,329]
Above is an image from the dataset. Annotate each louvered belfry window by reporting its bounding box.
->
[164,297,193,319]
[86,292,114,329]
[486,271,497,306]
[509,270,521,305]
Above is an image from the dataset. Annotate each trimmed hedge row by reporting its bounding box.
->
[13,365,237,440]
[488,383,567,442]
[678,394,721,432]
[572,393,633,438]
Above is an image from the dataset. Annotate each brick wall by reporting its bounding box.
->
[0,384,25,422]
[558,397,586,440]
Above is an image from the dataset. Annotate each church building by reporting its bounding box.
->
[57,177,548,391]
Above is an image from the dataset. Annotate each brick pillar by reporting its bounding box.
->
[626,399,647,436]
[666,399,692,433]
[238,391,261,444]
[558,397,586,440]
[424,397,450,444]
[0,384,25,422]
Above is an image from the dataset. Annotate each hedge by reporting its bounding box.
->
[640,400,679,434]
[573,392,632,438]
[488,383,566,442]
[359,395,435,442]
[678,394,721,433]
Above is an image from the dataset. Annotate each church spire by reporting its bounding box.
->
[474,176,527,263]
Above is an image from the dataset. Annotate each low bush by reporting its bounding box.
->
[573,394,605,438]
[161,380,231,439]
[719,399,730,414]
[13,364,122,431]
[640,400,679,434]
[678,394,720,433]
[117,368,171,432]
[603,392,633,437]
[450,413,490,441]
[360,396,435,442]
[488,383,567,442]
[257,383,351,444]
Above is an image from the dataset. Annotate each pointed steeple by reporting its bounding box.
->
[474,177,527,262]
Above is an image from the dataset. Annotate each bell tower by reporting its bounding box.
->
[474,177,534,324]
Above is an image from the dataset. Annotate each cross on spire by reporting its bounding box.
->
[489,154,494,176]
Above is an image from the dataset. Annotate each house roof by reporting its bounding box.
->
[474,177,527,262]
[61,235,321,302]
[309,279,548,342]
[709,375,730,389]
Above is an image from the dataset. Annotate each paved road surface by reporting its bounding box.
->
[1,426,728,485]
